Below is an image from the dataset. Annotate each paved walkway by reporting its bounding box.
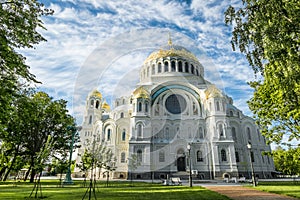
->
[204,185,298,200]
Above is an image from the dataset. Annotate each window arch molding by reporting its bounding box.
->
[197,150,203,162]
[135,122,145,137]
[221,149,227,162]
[217,122,226,137]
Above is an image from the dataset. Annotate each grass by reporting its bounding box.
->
[253,181,300,199]
[0,180,230,200]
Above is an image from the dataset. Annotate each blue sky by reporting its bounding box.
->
[22,0,258,125]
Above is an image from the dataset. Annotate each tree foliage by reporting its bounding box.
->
[128,154,141,183]
[78,138,116,179]
[0,91,78,182]
[272,147,300,176]
[0,0,53,134]
[0,0,53,79]
[225,0,300,144]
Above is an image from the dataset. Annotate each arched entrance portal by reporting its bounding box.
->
[177,149,186,171]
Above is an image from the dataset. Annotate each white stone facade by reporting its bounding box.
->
[76,43,275,180]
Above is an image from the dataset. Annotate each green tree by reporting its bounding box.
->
[225,0,300,144]
[79,138,116,181]
[51,151,70,186]
[272,147,300,176]
[128,154,141,184]
[0,91,78,182]
[0,1,53,134]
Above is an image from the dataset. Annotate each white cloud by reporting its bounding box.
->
[21,0,256,124]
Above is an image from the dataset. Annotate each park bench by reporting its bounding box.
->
[171,177,182,185]
[238,177,246,183]
[229,177,237,183]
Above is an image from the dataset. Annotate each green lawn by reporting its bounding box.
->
[0,180,230,200]
[254,181,300,199]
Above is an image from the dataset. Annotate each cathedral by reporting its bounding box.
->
[76,38,275,180]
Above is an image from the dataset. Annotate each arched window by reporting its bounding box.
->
[229,110,233,116]
[199,127,204,139]
[120,112,124,118]
[196,69,199,76]
[219,124,224,137]
[138,102,142,112]
[159,150,165,162]
[89,115,92,124]
[137,124,142,137]
[137,149,142,162]
[221,149,227,161]
[247,127,251,140]
[90,100,94,108]
[122,129,126,141]
[197,150,203,162]
[122,99,125,104]
[184,62,189,72]
[216,101,220,111]
[107,128,111,141]
[193,101,198,115]
[191,64,194,74]
[158,63,162,73]
[95,100,99,109]
[121,152,126,163]
[164,61,169,72]
[152,65,155,75]
[232,127,237,141]
[171,61,176,71]
[235,151,240,162]
[145,102,148,113]
[178,61,183,72]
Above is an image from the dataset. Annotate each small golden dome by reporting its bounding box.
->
[133,86,150,99]
[90,90,102,99]
[205,85,223,99]
[101,101,110,111]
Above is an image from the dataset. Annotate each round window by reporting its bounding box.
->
[165,94,187,114]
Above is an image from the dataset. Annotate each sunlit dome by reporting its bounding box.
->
[101,101,110,111]
[144,37,200,64]
[90,89,102,99]
[132,86,150,99]
[204,85,223,99]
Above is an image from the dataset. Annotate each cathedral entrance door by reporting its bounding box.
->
[177,157,186,171]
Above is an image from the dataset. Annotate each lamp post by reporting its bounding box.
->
[247,142,257,187]
[187,144,192,187]
[64,126,81,184]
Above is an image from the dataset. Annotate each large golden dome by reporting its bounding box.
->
[144,45,200,64]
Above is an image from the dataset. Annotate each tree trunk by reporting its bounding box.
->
[2,153,17,181]
[0,166,7,179]
[30,168,36,183]
[24,166,32,181]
